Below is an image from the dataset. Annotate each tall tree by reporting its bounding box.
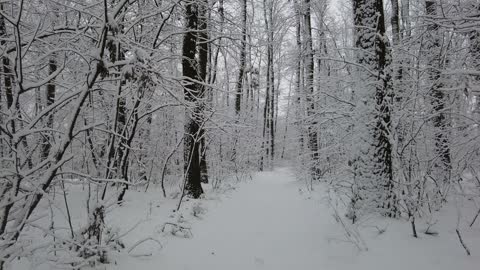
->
[470,3,480,114]
[235,0,247,114]
[41,6,59,160]
[352,0,396,216]
[425,0,452,189]
[260,0,276,169]
[198,0,209,184]
[41,57,57,159]
[304,0,319,180]
[182,0,209,198]
[268,0,275,162]
[293,0,305,159]
[101,7,128,200]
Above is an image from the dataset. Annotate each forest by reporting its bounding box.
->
[0,0,480,269]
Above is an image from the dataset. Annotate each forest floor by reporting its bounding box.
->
[108,167,480,270]
[13,167,480,269]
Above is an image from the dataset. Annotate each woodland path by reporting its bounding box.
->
[153,167,341,270]
[110,167,480,270]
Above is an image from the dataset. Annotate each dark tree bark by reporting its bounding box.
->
[260,0,276,169]
[373,0,395,216]
[0,3,14,242]
[259,65,270,171]
[209,0,224,88]
[265,0,275,163]
[268,5,275,163]
[470,4,480,114]
[425,0,451,185]
[304,0,319,179]
[41,57,57,160]
[235,0,247,114]
[102,29,127,200]
[390,0,401,46]
[117,86,147,203]
[101,1,128,201]
[390,0,404,135]
[182,1,200,196]
[1,3,13,121]
[0,3,6,157]
[198,0,209,184]
[294,0,305,155]
[114,47,127,183]
[353,0,396,216]
[182,0,209,198]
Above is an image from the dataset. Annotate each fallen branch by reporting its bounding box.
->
[127,237,163,254]
[130,252,153,257]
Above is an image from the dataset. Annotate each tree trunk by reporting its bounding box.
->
[401,0,411,37]
[198,0,209,184]
[353,0,396,216]
[390,0,401,46]
[425,0,451,187]
[41,57,57,159]
[304,0,319,179]
[0,2,14,244]
[470,4,480,115]
[0,3,4,158]
[294,0,305,158]
[182,0,207,198]
[102,32,127,200]
[235,0,247,114]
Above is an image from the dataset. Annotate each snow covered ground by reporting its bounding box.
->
[14,167,480,269]
[112,167,480,270]
[112,167,341,270]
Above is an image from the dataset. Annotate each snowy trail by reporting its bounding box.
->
[158,167,334,270]
[112,167,340,270]
[109,167,480,270]
[13,168,480,269]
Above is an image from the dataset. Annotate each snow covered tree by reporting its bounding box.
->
[424,0,452,197]
[182,0,210,198]
[349,0,396,218]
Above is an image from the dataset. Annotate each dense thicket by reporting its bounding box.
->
[290,0,480,237]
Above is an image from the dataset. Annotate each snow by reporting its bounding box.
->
[114,168,335,270]
[110,167,480,270]
[12,168,480,269]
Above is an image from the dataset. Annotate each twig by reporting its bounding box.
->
[61,180,74,239]
[161,222,191,232]
[470,207,480,227]
[116,219,145,240]
[327,198,367,251]
[130,252,153,257]
[127,237,162,254]
[144,142,159,193]
[424,220,439,236]
[456,229,471,256]
[160,137,184,197]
